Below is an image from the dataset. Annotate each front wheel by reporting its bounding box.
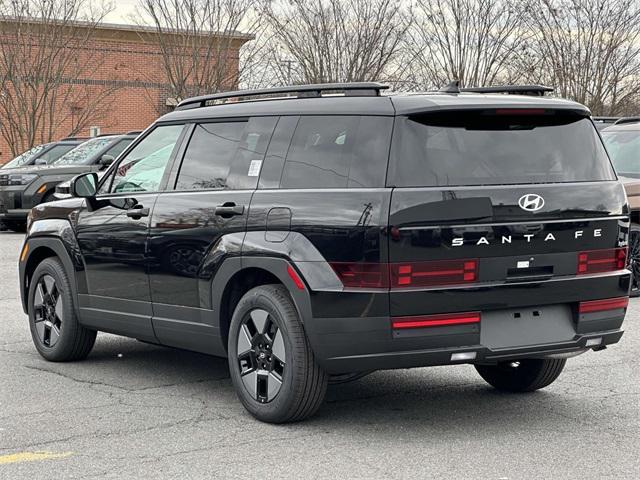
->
[475,358,566,392]
[28,257,96,361]
[629,224,640,297]
[228,284,327,423]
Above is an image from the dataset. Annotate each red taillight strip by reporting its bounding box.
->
[330,260,480,289]
[579,297,629,314]
[577,248,627,274]
[392,312,481,329]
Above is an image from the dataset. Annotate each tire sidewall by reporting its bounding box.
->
[228,287,302,423]
[28,258,75,361]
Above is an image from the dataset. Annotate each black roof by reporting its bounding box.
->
[160,83,590,123]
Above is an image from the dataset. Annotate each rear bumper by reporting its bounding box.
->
[312,327,623,374]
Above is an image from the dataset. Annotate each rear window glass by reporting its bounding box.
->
[601,130,640,178]
[388,112,615,187]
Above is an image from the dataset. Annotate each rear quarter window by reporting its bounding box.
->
[388,112,616,187]
[278,115,392,189]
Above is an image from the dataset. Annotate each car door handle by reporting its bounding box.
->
[214,203,245,217]
[126,205,150,218]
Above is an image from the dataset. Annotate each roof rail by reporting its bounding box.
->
[613,116,640,125]
[175,82,389,110]
[61,136,89,141]
[125,130,143,135]
[461,85,554,96]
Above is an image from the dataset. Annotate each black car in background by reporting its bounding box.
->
[0,132,139,231]
[600,119,640,295]
[18,83,631,423]
[1,137,86,170]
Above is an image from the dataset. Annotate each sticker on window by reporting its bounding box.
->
[248,159,262,177]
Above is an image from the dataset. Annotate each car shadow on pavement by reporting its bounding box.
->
[69,335,599,434]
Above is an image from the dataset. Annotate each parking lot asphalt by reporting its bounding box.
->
[0,231,638,479]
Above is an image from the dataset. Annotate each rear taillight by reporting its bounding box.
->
[392,311,481,329]
[577,248,627,274]
[579,297,628,313]
[330,262,389,288]
[390,259,478,288]
[330,259,479,289]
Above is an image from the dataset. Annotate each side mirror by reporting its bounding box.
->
[70,172,98,198]
[34,158,47,165]
[99,154,115,167]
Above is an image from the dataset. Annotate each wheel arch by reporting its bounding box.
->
[20,219,84,315]
[213,257,313,354]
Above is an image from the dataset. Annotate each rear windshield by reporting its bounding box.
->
[601,129,640,178]
[388,111,616,187]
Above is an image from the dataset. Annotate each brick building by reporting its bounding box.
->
[0,21,251,163]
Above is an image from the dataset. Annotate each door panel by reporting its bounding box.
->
[148,190,252,352]
[148,117,277,352]
[75,193,157,339]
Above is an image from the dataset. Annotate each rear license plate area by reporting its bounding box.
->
[480,305,575,349]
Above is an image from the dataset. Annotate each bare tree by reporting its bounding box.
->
[400,0,524,90]
[522,0,640,115]
[0,0,116,157]
[134,0,264,111]
[263,0,410,85]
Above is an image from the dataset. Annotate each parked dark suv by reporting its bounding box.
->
[0,133,138,231]
[18,83,632,423]
[600,118,640,296]
[1,137,86,170]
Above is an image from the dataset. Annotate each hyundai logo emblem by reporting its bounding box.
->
[518,194,545,212]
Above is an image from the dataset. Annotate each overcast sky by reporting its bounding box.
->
[104,0,138,24]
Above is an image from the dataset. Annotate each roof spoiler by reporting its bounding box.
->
[440,81,554,97]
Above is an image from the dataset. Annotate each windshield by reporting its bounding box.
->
[2,144,48,169]
[389,112,616,187]
[601,130,640,178]
[54,137,114,165]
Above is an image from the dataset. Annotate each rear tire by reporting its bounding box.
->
[629,224,640,297]
[475,358,566,392]
[228,284,328,423]
[28,257,96,361]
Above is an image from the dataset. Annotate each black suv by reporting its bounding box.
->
[18,83,631,423]
[1,137,86,169]
[0,133,138,230]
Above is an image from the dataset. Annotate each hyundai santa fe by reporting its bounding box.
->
[18,82,632,423]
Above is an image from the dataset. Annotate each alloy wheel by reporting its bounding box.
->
[32,275,63,347]
[237,308,286,403]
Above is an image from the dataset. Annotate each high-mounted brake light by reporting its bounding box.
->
[392,311,481,329]
[577,248,626,275]
[494,108,547,116]
[390,259,478,288]
[579,297,628,314]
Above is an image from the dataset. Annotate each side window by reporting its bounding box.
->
[104,139,133,160]
[174,117,277,192]
[37,145,76,163]
[279,115,392,189]
[109,125,184,194]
